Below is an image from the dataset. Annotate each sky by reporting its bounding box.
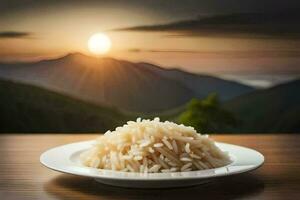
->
[0,0,300,87]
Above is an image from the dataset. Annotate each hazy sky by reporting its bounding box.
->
[0,0,300,79]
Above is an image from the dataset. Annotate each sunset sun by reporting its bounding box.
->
[88,33,111,55]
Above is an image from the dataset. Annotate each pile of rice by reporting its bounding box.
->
[80,118,231,173]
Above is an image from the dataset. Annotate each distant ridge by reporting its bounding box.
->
[224,79,300,132]
[139,62,254,101]
[0,53,253,112]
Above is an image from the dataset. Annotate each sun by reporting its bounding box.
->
[88,33,111,55]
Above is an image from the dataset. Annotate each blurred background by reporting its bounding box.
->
[0,0,299,133]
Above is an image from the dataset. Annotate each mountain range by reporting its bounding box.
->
[0,53,253,112]
[1,53,298,133]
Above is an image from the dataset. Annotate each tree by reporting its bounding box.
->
[177,93,236,133]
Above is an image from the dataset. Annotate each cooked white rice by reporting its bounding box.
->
[80,118,231,173]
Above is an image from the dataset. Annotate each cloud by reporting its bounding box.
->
[0,31,31,39]
[127,48,300,58]
[114,12,300,39]
[128,48,208,54]
[128,48,200,53]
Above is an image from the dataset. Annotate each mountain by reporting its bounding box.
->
[224,79,300,133]
[139,62,254,101]
[0,53,253,112]
[0,53,192,112]
[0,79,128,133]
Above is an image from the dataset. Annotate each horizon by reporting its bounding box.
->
[1,51,299,88]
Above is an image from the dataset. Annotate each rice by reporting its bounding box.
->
[80,118,231,173]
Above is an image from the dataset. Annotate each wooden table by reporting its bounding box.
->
[0,134,299,200]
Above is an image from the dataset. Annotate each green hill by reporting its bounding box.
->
[224,79,300,133]
[0,79,129,133]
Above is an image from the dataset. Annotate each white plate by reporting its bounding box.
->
[40,140,264,188]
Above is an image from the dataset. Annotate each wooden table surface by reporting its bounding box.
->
[0,134,299,200]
